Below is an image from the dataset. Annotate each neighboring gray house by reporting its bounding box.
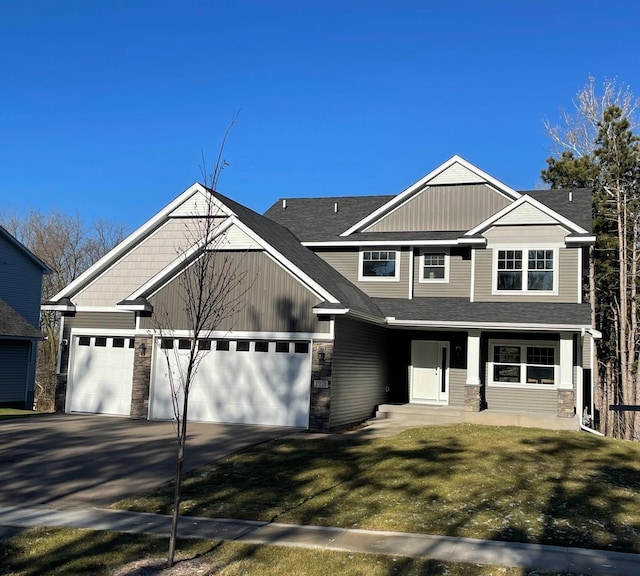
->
[43,156,598,431]
[0,226,51,408]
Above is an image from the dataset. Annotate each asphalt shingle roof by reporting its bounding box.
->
[214,191,384,318]
[524,188,592,232]
[373,297,591,327]
[0,298,42,339]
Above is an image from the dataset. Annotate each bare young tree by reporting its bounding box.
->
[151,117,252,567]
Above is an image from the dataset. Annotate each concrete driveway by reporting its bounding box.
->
[0,414,295,508]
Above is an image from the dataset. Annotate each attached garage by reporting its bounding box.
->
[149,338,311,427]
[67,335,135,416]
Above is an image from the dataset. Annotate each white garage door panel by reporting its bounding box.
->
[150,341,311,427]
[69,337,135,416]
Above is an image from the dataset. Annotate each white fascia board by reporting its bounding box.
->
[313,307,349,315]
[116,303,152,312]
[587,328,603,339]
[143,328,334,340]
[465,195,589,237]
[565,235,596,245]
[127,217,236,300]
[340,155,521,237]
[41,303,76,312]
[230,218,340,304]
[74,306,134,313]
[386,318,589,332]
[302,238,486,248]
[49,183,230,302]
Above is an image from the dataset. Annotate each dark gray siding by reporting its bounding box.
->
[0,340,30,402]
[142,251,329,333]
[0,237,43,327]
[315,248,410,298]
[365,184,511,232]
[330,317,388,428]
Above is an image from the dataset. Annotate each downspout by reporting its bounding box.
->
[578,329,604,436]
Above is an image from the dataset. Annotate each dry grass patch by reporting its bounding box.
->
[115,424,640,553]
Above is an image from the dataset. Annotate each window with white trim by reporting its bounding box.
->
[496,249,555,292]
[420,251,448,282]
[489,340,557,387]
[360,250,399,280]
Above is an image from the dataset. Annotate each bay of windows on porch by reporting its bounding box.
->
[464,330,575,417]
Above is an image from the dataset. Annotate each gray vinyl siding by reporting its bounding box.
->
[485,386,558,413]
[414,248,471,297]
[449,367,466,407]
[0,340,30,402]
[365,184,511,232]
[74,218,215,307]
[315,248,410,298]
[0,237,44,327]
[142,251,328,333]
[473,247,580,303]
[330,317,388,428]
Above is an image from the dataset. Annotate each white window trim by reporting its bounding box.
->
[488,339,559,390]
[491,246,559,296]
[419,249,450,283]
[358,249,400,282]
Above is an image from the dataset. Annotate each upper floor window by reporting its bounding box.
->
[496,249,555,292]
[420,251,448,283]
[360,250,399,280]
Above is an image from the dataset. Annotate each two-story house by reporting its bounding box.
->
[0,226,51,408]
[43,156,597,431]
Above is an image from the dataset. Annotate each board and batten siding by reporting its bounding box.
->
[473,247,580,303]
[330,317,388,428]
[74,217,227,307]
[315,248,409,298]
[365,184,511,232]
[413,248,471,298]
[142,251,328,334]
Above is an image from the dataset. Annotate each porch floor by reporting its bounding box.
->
[374,403,579,431]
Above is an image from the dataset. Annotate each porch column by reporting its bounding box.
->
[309,341,333,432]
[557,332,575,418]
[465,330,482,412]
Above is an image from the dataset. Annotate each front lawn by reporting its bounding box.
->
[0,527,576,576]
[0,408,45,420]
[116,424,640,553]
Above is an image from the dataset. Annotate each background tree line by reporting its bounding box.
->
[542,77,640,439]
[0,208,125,410]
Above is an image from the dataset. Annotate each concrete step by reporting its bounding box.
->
[375,403,465,425]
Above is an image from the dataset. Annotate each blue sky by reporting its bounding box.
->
[1,1,638,233]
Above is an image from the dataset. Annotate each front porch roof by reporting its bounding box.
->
[373,297,591,331]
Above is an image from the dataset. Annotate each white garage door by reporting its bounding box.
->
[149,338,311,427]
[68,335,135,416]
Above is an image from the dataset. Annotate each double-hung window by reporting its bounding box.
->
[496,249,555,292]
[420,251,448,282]
[360,250,399,280]
[490,340,557,387]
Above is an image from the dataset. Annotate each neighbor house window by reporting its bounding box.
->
[360,250,398,280]
[496,249,555,292]
[420,252,448,282]
[490,341,557,387]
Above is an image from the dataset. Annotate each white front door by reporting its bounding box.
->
[411,340,448,404]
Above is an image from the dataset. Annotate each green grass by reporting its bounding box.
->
[0,409,45,420]
[0,527,579,576]
[115,424,640,553]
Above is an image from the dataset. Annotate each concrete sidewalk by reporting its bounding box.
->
[1,505,639,575]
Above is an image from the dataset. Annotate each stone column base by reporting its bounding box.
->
[130,337,152,419]
[557,389,575,418]
[309,342,333,432]
[465,384,481,412]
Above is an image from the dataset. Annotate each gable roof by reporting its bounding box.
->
[0,298,42,339]
[0,226,52,273]
[340,155,521,237]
